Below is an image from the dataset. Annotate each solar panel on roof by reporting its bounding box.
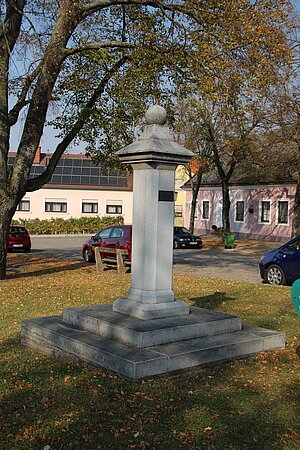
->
[100,177,108,185]
[8,155,128,187]
[73,167,81,175]
[64,159,74,167]
[62,166,72,174]
[51,175,61,183]
[61,176,72,184]
[81,176,89,184]
[71,176,80,184]
[91,168,99,176]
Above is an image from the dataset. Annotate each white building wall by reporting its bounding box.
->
[14,187,133,224]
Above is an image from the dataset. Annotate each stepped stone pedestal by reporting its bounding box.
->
[21,106,285,379]
[21,305,285,380]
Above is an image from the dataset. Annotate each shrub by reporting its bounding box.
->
[11,216,124,235]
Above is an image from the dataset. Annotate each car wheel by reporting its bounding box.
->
[173,240,179,249]
[83,247,93,263]
[264,264,286,286]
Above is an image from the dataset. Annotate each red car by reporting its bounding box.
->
[8,226,31,252]
[82,225,132,262]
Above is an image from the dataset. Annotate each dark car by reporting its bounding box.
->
[82,225,132,262]
[8,226,31,252]
[259,235,300,285]
[173,227,202,249]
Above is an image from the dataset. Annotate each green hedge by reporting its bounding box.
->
[11,216,124,235]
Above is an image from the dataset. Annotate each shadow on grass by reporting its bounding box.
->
[189,291,235,309]
[6,260,85,280]
[1,339,299,450]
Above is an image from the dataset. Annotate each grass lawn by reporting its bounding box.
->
[0,254,299,450]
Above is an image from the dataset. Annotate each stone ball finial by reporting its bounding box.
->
[145,105,167,125]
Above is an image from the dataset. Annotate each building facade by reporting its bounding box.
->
[11,150,133,224]
[184,182,296,242]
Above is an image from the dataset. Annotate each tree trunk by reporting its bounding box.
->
[0,190,17,279]
[292,176,300,236]
[189,170,203,233]
[222,179,231,232]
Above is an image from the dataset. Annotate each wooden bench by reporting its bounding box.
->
[211,229,223,237]
[94,246,131,275]
[211,229,225,242]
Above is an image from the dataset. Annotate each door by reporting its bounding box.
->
[94,227,113,257]
[277,237,300,283]
[101,226,125,259]
[109,227,125,249]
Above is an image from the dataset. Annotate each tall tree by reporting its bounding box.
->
[0,0,292,278]
[174,101,212,233]
[173,0,292,232]
[259,78,300,236]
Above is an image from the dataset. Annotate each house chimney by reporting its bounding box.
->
[33,146,41,164]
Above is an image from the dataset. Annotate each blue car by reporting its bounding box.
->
[259,236,300,285]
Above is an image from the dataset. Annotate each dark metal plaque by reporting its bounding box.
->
[158,190,174,202]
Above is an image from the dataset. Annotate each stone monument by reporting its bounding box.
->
[21,106,285,380]
[113,105,192,320]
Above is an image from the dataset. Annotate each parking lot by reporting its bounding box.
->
[28,235,279,284]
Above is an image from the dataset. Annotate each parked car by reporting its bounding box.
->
[259,235,300,285]
[82,224,203,263]
[8,226,31,252]
[173,227,203,249]
[82,225,132,263]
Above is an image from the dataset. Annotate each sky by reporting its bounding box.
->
[9,0,300,155]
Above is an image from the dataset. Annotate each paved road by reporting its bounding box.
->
[29,235,269,284]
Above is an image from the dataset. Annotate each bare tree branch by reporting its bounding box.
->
[81,0,195,18]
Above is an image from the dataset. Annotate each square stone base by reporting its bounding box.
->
[21,304,285,380]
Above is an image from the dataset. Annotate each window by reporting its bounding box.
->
[277,200,288,225]
[282,238,300,253]
[260,201,271,224]
[106,204,122,214]
[235,201,245,222]
[16,199,30,212]
[202,201,210,220]
[96,228,112,239]
[111,227,124,238]
[45,201,67,213]
[175,205,183,217]
[82,202,98,214]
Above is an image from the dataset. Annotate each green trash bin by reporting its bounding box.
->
[224,232,235,249]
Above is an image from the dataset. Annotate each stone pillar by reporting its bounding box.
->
[113,105,194,320]
[128,162,176,305]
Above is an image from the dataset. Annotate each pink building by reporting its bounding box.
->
[184,182,296,242]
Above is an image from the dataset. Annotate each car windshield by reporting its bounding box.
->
[175,227,190,235]
[9,227,27,233]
